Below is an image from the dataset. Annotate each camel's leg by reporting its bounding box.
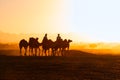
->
[41,49,44,56]
[51,49,53,56]
[47,49,49,56]
[52,49,55,56]
[24,47,27,56]
[44,50,46,56]
[31,48,33,56]
[54,49,57,56]
[29,47,31,56]
[57,49,60,56]
[35,48,37,56]
[42,49,45,56]
[58,49,60,56]
[45,49,47,56]
[48,49,50,56]
[41,49,43,56]
[58,48,60,56]
[20,47,22,56]
[61,49,63,56]
[38,48,40,56]
[67,47,69,56]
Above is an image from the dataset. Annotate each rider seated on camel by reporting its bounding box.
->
[42,33,48,44]
[56,34,62,42]
[35,37,39,44]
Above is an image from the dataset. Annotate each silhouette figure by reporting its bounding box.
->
[41,34,57,56]
[41,34,49,56]
[53,34,64,56]
[56,34,62,42]
[19,39,29,56]
[42,33,48,43]
[29,37,42,56]
[19,34,72,56]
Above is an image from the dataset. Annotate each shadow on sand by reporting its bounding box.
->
[0,50,120,80]
[0,49,96,57]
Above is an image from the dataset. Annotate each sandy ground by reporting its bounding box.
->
[0,50,120,80]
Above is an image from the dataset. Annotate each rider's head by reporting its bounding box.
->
[45,33,47,37]
[58,34,60,36]
[36,37,39,40]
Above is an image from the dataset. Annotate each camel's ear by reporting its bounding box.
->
[70,40,72,42]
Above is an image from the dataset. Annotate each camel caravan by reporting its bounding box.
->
[19,34,72,56]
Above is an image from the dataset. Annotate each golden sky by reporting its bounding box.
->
[0,0,73,33]
[0,0,120,42]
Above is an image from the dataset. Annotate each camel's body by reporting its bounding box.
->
[29,37,42,56]
[19,39,29,56]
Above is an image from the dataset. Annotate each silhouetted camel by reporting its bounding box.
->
[19,34,72,56]
[42,34,68,56]
[62,39,72,50]
[19,39,29,56]
[46,39,55,56]
[61,39,72,56]
[41,39,51,56]
[42,38,59,56]
[53,39,64,56]
[53,39,72,56]
[41,34,50,56]
[29,37,42,56]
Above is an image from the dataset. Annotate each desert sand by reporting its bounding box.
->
[0,50,120,80]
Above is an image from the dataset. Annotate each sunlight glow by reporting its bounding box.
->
[0,0,120,43]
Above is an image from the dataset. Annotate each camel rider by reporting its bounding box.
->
[42,33,48,43]
[35,37,39,44]
[56,34,62,42]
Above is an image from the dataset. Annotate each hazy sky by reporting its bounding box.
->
[0,0,120,42]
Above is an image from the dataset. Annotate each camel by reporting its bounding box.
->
[29,37,42,56]
[19,34,72,56]
[63,39,72,50]
[51,39,64,56]
[41,39,55,56]
[19,39,29,56]
[61,39,72,56]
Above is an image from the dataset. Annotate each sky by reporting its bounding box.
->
[0,0,120,42]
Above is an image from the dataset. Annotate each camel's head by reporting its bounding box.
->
[68,39,72,43]
[36,37,39,40]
